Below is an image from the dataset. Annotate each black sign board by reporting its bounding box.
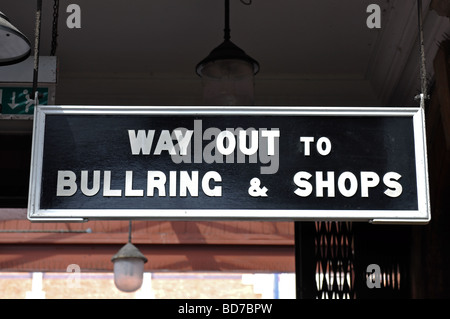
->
[28,106,430,223]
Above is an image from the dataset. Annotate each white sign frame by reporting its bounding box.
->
[27,105,430,223]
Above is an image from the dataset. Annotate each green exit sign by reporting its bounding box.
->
[0,87,48,115]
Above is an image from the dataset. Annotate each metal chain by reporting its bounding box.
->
[50,0,59,56]
[32,0,43,101]
[416,0,429,107]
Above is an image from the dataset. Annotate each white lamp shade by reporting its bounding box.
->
[0,11,31,66]
[111,242,148,293]
[113,258,146,293]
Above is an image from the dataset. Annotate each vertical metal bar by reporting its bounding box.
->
[295,222,316,299]
[224,0,231,41]
[294,222,302,299]
[32,0,42,102]
[128,220,132,243]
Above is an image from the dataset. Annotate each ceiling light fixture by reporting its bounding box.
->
[196,0,259,106]
[111,221,148,293]
[0,11,31,66]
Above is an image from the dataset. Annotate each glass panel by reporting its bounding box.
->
[200,59,255,105]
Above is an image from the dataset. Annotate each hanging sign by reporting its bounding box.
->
[28,105,430,223]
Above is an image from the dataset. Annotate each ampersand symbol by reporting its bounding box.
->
[248,178,268,197]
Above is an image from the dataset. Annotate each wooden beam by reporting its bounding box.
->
[0,220,295,245]
[0,220,295,272]
[0,244,295,273]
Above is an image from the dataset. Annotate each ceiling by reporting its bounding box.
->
[1,0,449,106]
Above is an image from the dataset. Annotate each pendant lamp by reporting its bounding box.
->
[0,11,31,66]
[196,0,259,105]
[111,221,148,293]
